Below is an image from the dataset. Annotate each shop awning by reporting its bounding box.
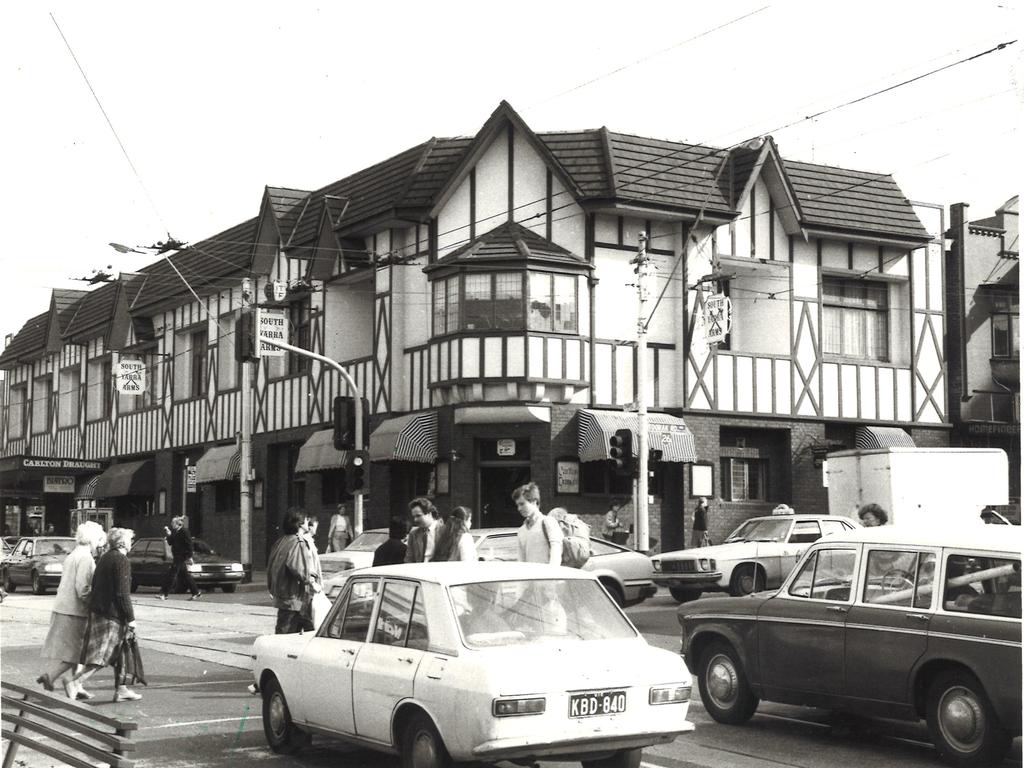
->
[295,429,349,474]
[93,459,155,498]
[76,475,100,499]
[454,405,551,424]
[855,426,916,449]
[577,409,698,463]
[369,412,438,464]
[195,445,241,484]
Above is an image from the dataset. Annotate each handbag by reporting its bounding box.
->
[114,628,148,688]
[310,590,332,631]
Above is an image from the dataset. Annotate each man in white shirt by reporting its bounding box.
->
[514,482,562,565]
[405,497,441,563]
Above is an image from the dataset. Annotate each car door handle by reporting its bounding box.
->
[286,653,298,659]
[826,605,847,614]
[904,613,930,622]
[341,648,356,655]
[398,657,415,664]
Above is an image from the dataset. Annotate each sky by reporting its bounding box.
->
[1,0,1020,346]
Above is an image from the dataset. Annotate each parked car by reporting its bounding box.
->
[1,537,76,594]
[678,525,1021,767]
[318,528,389,578]
[472,527,658,607]
[128,537,244,593]
[253,561,694,765]
[652,513,858,602]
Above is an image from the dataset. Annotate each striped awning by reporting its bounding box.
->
[195,444,241,484]
[295,429,349,474]
[855,426,916,449]
[369,412,438,464]
[76,475,100,499]
[93,460,155,498]
[577,409,698,463]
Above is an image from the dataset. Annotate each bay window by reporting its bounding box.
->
[431,271,577,335]
[822,277,889,361]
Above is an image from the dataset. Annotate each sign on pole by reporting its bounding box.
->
[257,308,287,358]
[115,358,146,394]
[703,293,732,345]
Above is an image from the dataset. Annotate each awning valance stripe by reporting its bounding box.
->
[855,426,916,449]
[295,429,349,474]
[370,412,438,464]
[195,445,241,484]
[93,460,155,498]
[577,409,698,463]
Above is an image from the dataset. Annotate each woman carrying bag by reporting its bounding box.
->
[71,527,143,702]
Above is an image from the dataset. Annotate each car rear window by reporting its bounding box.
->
[862,550,936,609]
[451,579,637,648]
[36,539,75,555]
[345,532,388,552]
[943,554,1021,618]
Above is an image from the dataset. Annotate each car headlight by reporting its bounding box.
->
[230,563,244,572]
[186,563,201,573]
[652,559,662,572]
[698,559,710,571]
[43,563,63,573]
[492,697,546,717]
[649,683,691,705]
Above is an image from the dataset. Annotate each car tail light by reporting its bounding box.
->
[649,683,691,705]
[492,697,545,717]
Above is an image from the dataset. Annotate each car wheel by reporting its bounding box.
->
[926,669,1010,767]
[2,569,15,592]
[730,564,764,596]
[669,587,701,603]
[401,712,452,768]
[698,641,759,724]
[582,747,642,768]
[221,584,237,593]
[31,571,45,595]
[262,677,309,754]
[600,579,625,607]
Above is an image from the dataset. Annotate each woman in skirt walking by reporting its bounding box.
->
[37,521,107,699]
[71,527,142,702]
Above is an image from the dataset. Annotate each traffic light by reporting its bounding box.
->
[649,449,663,463]
[333,396,369,451]
[345,450,369,495]
[609,428,634,476]
[236,308,258,362]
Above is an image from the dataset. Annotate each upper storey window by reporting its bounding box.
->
[432,271,577,336]
[991,293,1019,359]
[822,277,889,362]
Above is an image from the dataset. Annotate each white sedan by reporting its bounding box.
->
[652,514,858,602]
[252,562,694,767]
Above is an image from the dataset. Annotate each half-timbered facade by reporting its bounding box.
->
[0,102,947,563]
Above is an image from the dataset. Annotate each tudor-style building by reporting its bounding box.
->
[945,196,1019,517]
[0,102,947,563]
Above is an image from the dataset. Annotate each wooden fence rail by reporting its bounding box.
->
[1,680,137,768]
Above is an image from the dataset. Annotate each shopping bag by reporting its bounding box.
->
[311,590,332,631]
[114,628,148,688]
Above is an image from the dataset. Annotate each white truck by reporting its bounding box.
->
[825,447,1009,527]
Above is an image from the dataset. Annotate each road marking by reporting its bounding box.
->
[143,716,247,730]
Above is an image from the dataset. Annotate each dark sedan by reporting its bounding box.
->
[128,537,244,593]
[1,537,77,594]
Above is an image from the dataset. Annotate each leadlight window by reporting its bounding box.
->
[432,271,577,335]
[32,376,51,434]
[190,329,208,397]
[9,385,27,439]
[822,277,889,361]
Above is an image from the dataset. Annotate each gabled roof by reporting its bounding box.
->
[63,281,120,344]
[425,220,587,273]
[52,289,87,332]
[264,187,310,244]
[783,159,930,241]
[131,218,259,312]
[0,312,49,368]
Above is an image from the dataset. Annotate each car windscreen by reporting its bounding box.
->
[36,539,76,556]
[345,532,389,552]
[725,519,790,543]
[450,578,637,648]
[192,539,217,555]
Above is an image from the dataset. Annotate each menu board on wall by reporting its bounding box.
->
[556,459,580,495]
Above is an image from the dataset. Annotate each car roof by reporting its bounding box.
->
[352,561,596,585]
[740,514,836,523]
[812,523,1022,553]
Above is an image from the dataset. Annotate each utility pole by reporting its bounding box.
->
[238,280,254,573]
[634,233,652,552]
